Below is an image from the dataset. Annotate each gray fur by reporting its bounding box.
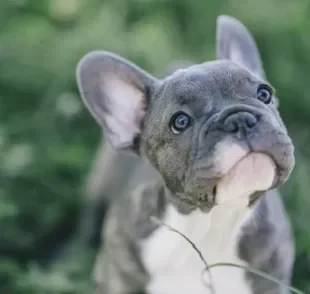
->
[239,189,295,294]
[81,142,158,246]
[77,15,295,294]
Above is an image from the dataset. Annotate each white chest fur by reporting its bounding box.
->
[141,200,253,294]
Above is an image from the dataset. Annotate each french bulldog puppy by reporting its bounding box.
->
[76,15,295,294]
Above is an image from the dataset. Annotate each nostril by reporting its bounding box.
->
[223,115,240,133]
[226,121,238,133]
[245,114,258,128]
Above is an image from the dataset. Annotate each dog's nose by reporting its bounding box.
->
[223,112,258,136]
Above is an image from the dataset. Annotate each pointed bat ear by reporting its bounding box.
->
[216,15,280,107]
[76,51,159,151]
[216,15,265,79]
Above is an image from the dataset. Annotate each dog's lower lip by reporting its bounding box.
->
[247,142,282,182]
[250,151,282,186]
[227,150,278,177]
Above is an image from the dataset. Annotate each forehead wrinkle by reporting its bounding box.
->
[165,77,201,106]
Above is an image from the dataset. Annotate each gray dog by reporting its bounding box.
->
[77,15,295,294]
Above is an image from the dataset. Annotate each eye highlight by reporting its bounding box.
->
[257,85,273,104]
[169,112,193,134]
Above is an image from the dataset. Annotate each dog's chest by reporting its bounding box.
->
[141,203,252,294]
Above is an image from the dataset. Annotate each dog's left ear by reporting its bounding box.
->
[77,51,159,152]
[216,15,280,107]
[216,15,265,79]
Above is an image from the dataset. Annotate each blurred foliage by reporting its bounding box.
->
[0,0,310,293]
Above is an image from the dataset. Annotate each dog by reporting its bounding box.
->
[76,15,295,294]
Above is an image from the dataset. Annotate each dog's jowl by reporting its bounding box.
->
[77,15,295,294]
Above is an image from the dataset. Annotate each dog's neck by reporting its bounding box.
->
[166,179,253,234]
[142,185,253,289]
[142,154,276,283]
[148,151,277,258]
[164,198,251,254]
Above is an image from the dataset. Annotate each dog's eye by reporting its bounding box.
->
[257,85,272,104]
[170,112,192,134]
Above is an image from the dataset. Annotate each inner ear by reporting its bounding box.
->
[76,51,159,151]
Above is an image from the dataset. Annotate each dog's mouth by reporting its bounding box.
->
[214,152,277,205]
[184,137,289,210]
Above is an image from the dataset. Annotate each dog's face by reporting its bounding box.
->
[77,16,294,210]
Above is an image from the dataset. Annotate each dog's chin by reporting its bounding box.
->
[215,152,276,206]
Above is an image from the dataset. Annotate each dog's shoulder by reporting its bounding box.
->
[94,179,167,292]
[239,189,295,292]
[103,179,167,243]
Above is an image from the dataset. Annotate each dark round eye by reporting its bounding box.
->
[257,85,272,104]
[170,112,192,134]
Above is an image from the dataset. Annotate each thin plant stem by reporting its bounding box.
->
[150,216,216,294]
[204,263,305,294]
[151,216,305,294]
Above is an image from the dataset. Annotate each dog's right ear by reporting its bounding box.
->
[76,51,159,152]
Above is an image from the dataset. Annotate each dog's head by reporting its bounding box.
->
[77,16,295,211]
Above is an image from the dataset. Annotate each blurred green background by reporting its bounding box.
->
[1,0,310,293]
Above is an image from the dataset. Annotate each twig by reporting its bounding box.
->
[150,216,216,294]
[150,216,305,294]
[204,263,305,294]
